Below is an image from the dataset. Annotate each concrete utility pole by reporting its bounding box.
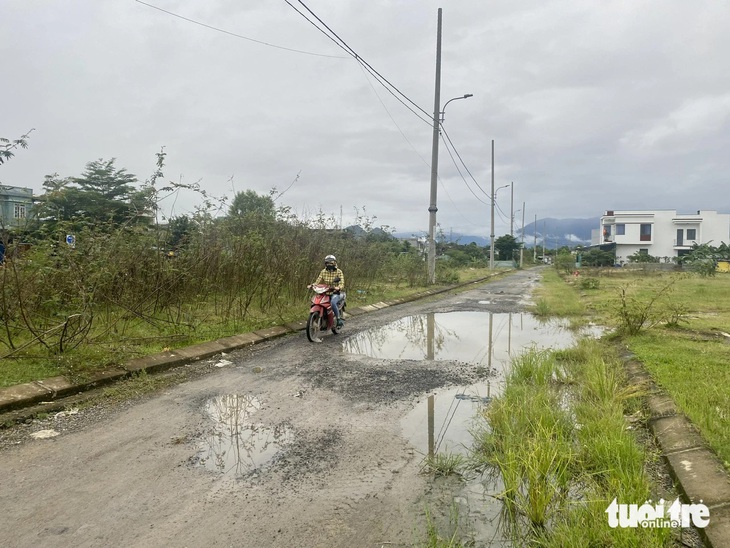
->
[533,214,537,261]
[427,8,443,285]
[489,140,495,269]
[520,201,525,268]
[510,182,514,236]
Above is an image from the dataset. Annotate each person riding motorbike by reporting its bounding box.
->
[308,254,345,328]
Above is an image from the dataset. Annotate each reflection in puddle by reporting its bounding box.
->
[395,313,595,457]
[196,394,293,478]
[401,384,494,458]
[391,313,593,545]
[343,312,582,367]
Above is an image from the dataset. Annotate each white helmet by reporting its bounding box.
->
[324,254,336,264]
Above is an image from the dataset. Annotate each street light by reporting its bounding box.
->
[428,93,473,284]
[489,183,509,269]
[440,94,473,122]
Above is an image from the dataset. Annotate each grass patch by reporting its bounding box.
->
[629,331,730,466]
[531,268,585,317]
[421,452,466,478]
[472,343,671,546]
[538,267,730,466]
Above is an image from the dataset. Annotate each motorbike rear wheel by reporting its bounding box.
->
[306,311,322,342]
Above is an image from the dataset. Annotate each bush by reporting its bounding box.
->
[579,277,600,290]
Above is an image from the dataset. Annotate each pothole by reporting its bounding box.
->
[195,394,293,478]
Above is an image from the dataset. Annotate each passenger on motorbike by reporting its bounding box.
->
[308,254,345,328]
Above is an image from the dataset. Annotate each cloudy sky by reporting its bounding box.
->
[3,0,729,237]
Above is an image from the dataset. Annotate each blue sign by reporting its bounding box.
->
[66,234,76,247]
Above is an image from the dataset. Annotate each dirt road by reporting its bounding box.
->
[0,270,540,547]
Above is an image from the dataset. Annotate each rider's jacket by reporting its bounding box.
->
[314,267,345,294]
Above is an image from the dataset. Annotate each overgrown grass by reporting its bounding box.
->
[531,268,585,318]
[472,343,671,546]
[0,268,502,388]
[629,331,730,466]
[539,267,730,466]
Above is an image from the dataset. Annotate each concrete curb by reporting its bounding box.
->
[0,270,512,416]
[621,350,730,547]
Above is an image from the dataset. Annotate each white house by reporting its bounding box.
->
[596,210,730,263]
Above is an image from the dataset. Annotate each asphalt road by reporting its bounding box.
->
[0,269,541,548]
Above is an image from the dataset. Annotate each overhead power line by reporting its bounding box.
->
[440,125,492,200]
[136,0,345,58]
[440,134,489,206]
[285,0,432,124]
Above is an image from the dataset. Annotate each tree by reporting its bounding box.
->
[627,250,660,263]
[684,242,730,277]
[229,190,275,219]
[35,159,145,230]
[0,129,33,165]
[493,234,520,261]
[581,248,615,267]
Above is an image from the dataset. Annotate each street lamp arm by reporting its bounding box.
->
[439,93,473,122]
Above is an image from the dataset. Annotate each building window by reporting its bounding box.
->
[639,248,649,255]
[687,228,697,240]
[14,203,26,219]
[640,224,652,241]
[616,224,625,235]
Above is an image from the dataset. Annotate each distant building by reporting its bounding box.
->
[0,185,33,230]
[595,209,730,263]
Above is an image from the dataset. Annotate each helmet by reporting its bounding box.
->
[324,254,336,264]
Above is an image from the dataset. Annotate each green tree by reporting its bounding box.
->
[493,234,520,261]
[684,242,730,276]
[627,250,660,263]
[35,159,146,230]
[229,190,275,218]
[0,129,33,165]
[581,248,615,267]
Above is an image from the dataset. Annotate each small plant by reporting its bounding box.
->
[663,301,690,328]
[533,298,551,317]
[422,451,465,477]
[579,277,600,290]
[613,278,677,335]
[422,504,463,547]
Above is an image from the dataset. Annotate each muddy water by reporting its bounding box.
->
[344,312,593,457]
[357,312,592,546]
[196,394,293,478]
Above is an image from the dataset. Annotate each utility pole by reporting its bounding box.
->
[542,220,546,260]
[489,139,495,269]
[510,181,514,236]
[520,201,525,268]
[427,8,443,285]
[533,214,537,262]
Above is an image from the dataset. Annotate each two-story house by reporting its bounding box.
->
[0,185,33,230]
[597,210,730,263]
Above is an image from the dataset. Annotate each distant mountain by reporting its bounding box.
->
[394,217,599,249]
[520,217,599,249]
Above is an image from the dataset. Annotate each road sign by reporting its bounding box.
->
[66,234,76,247]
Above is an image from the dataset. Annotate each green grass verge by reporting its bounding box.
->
[531,268,585,318]
[538,266,730,470]
[472,343,670,546]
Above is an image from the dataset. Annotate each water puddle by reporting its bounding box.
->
[381,312,594,545]
[195,394,293,478]
[384,312,595,456]
[343,311,583,367]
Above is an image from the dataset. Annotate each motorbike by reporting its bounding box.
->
[306,282,346,343]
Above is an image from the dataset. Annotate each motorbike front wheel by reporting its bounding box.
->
[306,311,322,342]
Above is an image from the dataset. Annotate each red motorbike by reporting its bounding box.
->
[306,284,345,342]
